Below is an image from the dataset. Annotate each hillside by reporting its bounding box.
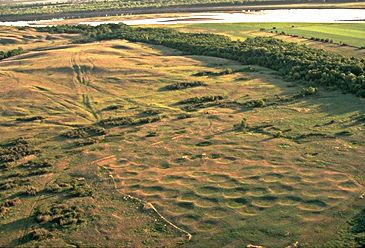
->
[0,26,364,247]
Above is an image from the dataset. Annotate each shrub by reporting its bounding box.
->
[160,81,206,91]
[146,131,157,137]
[0,47,24,60]
[24,186,37,196]
[2,198,21,207]
[16,116,44,122]
[0,138,36,165]
[29,228,49,240]
[178,95,224,105]
[234,118,249,131]
[35,203,86,228]
[357,89,365,98]
[0,206,9,217]
[0,178,30,191]
[140,109,161,116]
[101,104,122,111]
[21,160,52,169]
[135,116,162,125]
[47,178,93,197]
[240,99,266,109]
[304,86,318,96]
[176,113,192,119]
[61,126,106,139]
[99,116,133,127]
[273,131,284,138]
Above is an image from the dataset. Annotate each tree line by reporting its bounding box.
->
[37,24,365,97]
[0,47,24,61]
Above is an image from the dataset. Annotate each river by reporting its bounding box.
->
[0,9,365,26]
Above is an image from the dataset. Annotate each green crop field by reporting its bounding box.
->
[170,23,365,48]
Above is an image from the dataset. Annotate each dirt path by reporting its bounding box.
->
[70,52,99,121]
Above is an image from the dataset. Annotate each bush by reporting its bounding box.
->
[357,89,365,98]
[47,178,93,197]
[304,86,318,96]
[176,113,192,119]
[0,178,30,191]
[16,116,44,122]
[61,126,106,138]
[239,99,266,109]
[1,198,21,207]
[0,47,24,60]
[21,160,52,169]
[35,203,86,228]
[0,138,36,165]
[29,228,49,240]
[140,109,161,116]
[24,186,37,196]
[99,116,133,127]
[234,118,249,131]
[273,131,284,138]
[101,104,122,111]
[160,81,207,91]
[0,206,9,217]
[178,95,225,105]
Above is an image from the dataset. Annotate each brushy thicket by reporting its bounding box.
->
[0,47,24,60]
[37,24,365,97]
[0,138,36,165]
[160,81,207,91]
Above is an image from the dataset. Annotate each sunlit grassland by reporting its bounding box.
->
[0,27,364,247]
[164,22,365,58]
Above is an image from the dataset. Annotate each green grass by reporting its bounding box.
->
[171,23,365,47]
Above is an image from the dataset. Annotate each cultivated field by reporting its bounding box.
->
[0,26,364,247]
[168,23,365,57]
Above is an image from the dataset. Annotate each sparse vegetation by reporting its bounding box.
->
[47,177,93,197]
[177,95,225,105]
[1,24,365,248]
[0,198,21,217]
[61,126,106,139]
[28,228,50,241]
[160,81,207,91]
[0,178,30,191]
[35,203,86,228]
[101,104,123,111]
[303,86,318,96]
[38,24,365,97]
[0,47,24,60]
[233,118,249,131]
[15,116,44,122]
[0,138,36,166]
[98,115,162,127]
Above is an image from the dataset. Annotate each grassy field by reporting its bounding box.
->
[172,23,365,47]
[166,22,365,58]
[0,27,365,247]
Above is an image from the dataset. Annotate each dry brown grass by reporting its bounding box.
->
[0,27,364,247]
